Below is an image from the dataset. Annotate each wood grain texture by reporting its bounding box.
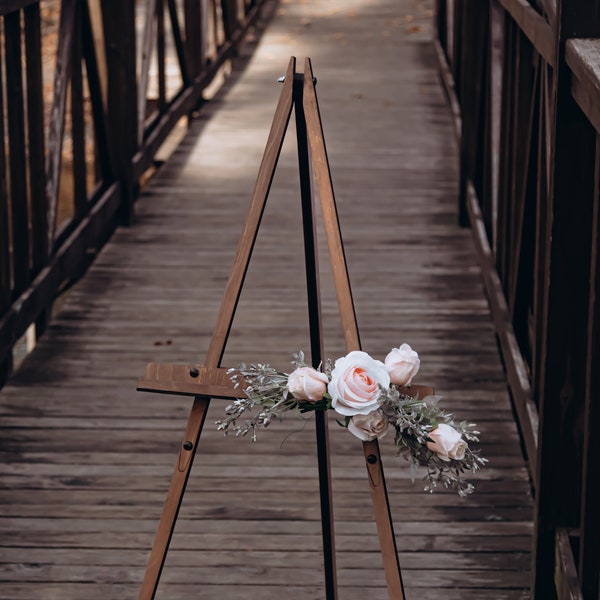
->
[0,0,533,598]
[497,0,556,67]
[566,39,600,135]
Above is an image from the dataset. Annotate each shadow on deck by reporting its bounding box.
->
[0,0,533,598]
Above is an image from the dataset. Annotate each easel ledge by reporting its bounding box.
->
[138,363,246,399]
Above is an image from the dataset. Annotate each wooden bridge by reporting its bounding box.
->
[1,0,599,598]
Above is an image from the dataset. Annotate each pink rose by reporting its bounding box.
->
[426,423,467,461]
[328,350,390,416]
[287,367,329,402]
[385,343,420,386]
[348,410,391,441]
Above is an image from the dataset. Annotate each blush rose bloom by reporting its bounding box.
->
[328,350,390,416]
[287,367,329,402]
[426,423,468,461]
[348,410,391,441]
[385,343,420,386]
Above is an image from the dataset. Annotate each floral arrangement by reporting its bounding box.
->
[217,344,487,496]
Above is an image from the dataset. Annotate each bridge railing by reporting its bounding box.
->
[0,0,266,385]
[435,0,600,598]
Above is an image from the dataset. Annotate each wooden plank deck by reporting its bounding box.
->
[0,0,533,598]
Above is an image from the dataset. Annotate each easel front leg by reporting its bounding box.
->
[363,439,405,599]
[138,396,210,600]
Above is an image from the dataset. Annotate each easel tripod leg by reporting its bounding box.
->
[300,58,406,599]
[363,439,405,599]
[138,396,210,600]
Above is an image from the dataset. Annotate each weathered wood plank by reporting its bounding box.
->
[566,39,600,134]
[0,583,532,600]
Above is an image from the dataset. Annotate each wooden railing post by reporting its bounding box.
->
[455,0,489,227]
[0,38,11,388]
[24,3,50,339]
[101,0,138,225]
[532,2,600,598]
[580,132,600,600]
[184,0,202,80]
[4,10,29,298]
[220,0,238,43]
[434,0,446,55]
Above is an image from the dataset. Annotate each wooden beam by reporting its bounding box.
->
[578,134,600,600]
[554,529,583,600]
[184,0,202,79]
[46,0,75,249]
[71,0,87,221]
[0,0,35,16]
[138,0,158,147]
[497,0,556,67]
[537,0,557,28]
[102,0,137,224]
[86,0,108,108]
[81,0,114,183]
[4,10,30,297]
[456,0,489,226]
[24,3,48,276]
[167,0,190,86]
[566,39,600,135]
[0,30,11,386]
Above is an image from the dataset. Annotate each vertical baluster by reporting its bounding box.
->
[4,10,29,299]
[24,2,49,340]
[71,0,87,221]
[81,0,113,185]
[46,0,75,247]
[167,0,189,86]
[580,133,600,600]
[157,0,166,111]
[24,3,47,276]
[102,0,137,224]
[496,17,515,287]
[0,21,12,385]
[184,0,202,80]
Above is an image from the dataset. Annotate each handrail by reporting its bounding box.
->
[566,39,600,133]
[0,0,270,385]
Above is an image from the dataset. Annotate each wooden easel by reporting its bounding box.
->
[137,57,410,600]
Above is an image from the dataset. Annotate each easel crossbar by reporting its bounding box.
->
[138,364,245,399]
